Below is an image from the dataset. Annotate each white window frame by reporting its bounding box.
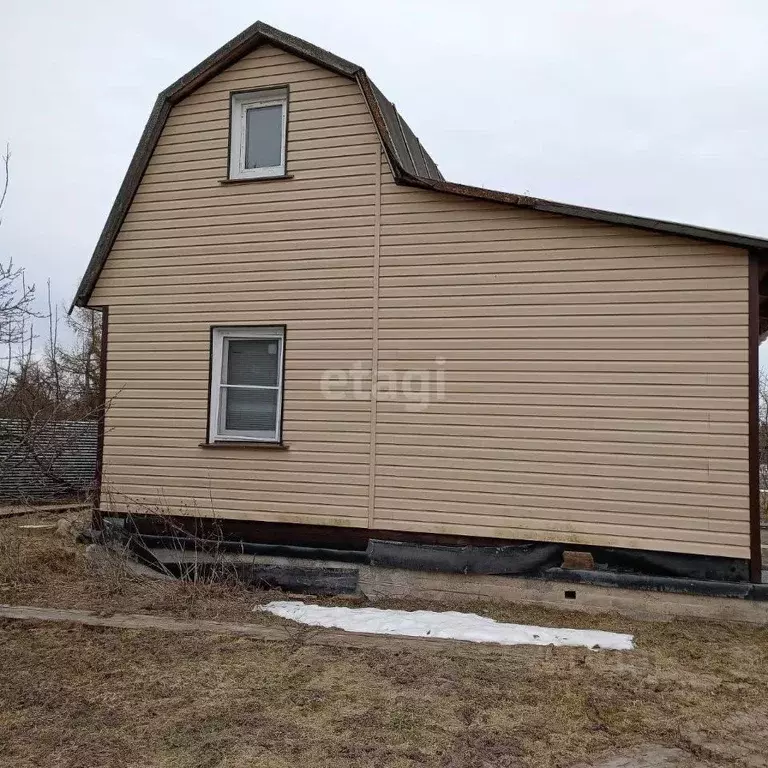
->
[229,88,288,180]
[209,326,285,443]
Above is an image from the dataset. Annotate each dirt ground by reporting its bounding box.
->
[1,510,768,768]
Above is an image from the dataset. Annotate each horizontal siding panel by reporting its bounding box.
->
[105,459,369,476]
[377,324,744,340]
[104,339,742,359]
[372,486,746,524]
[149,139,376,169]
[97,267,373,289]
[106,324,372,341]
[101,283,373,303]
[376,347,746,362]
[171,84,367,119]
[376,451,745,475]
[102,307,374,324]
[161,110,374,140]
[102,297,373,314]
[369,517,746,559]
[376,406,745,428]
[378,236,710,256]
[379,289,745,308]
[139,159,372,184]
[102,445,370,463]
[118,218,375,242]
[132,177,372,205]
[155,120,375,150]
[123,201,374,228]
[106,409,371,426]
[373,508,746,550]
[102,248,375,269]
[379,279,745,298]
[381,228,688,248]
[380,247,745,268]
[375,337,746,352]
[113,231,374,251]
[103,356,744,376]
[105,489,369,518]
[100,257,373,277]
[373,491,747,532]
[101,328,742,348]
[377,302,745,318]
[374,421,745,443]
[372,470,745,503]
[381,262,745,284]
[125,196,374,223]
[105,418,371,437]
[378,313,746,328]
[113,475,368,497]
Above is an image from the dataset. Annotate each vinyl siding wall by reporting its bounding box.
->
[90,45,751,559]
[374,164,749,558]
[90,45,381,528]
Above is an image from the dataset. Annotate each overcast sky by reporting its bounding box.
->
[2,0,767,322]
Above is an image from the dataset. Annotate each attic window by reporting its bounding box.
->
[229,88,287,180]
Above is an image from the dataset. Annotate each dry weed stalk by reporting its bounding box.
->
[95,488,258,613]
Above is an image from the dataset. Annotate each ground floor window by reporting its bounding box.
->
[208,326,285,443]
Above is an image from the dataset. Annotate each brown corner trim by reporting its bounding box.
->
[748,253,762,583]
[199,442,289,450]
[93,305,109,531]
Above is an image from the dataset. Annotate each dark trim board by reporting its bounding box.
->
[749,252,763,582]
[117,514,751,584]
[91,305,108,531]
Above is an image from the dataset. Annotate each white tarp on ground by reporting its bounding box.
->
[258,601,634,651]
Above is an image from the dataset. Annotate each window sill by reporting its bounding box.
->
[199,441,289,450]
[219,175,293,185]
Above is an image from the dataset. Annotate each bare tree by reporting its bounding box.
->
[0,146,104,500]
[58,306,102,416]
[0,145,37,412]
[0,144,8,223]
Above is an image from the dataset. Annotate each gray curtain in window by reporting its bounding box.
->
[226,339,279,386]
[223,338,280,432]
[224,388,278,432]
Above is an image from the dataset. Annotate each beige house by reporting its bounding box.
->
[74,22,768,583]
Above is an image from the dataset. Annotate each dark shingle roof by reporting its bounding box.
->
[72,21,768,308]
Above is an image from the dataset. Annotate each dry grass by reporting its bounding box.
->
[2,510,768,767]
[0,510,258,622]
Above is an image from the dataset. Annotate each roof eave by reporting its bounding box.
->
[397,173,768,252]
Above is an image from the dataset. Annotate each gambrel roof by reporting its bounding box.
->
[73,20,768,308]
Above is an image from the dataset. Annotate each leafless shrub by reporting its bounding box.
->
[0,145,106,502]
[94,489,260,618]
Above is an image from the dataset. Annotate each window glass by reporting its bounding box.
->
[223,387,279,432]
[245,104,283,169]
[226,339,279,387]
